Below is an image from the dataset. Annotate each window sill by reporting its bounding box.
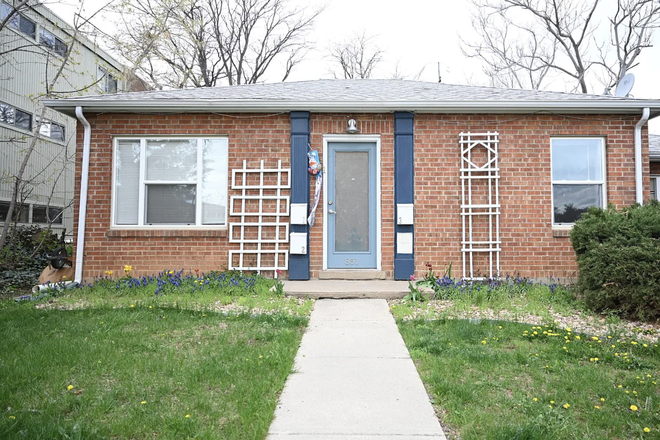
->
[106,228,228,238]
[552,227,572,238]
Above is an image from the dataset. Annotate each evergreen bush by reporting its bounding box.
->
[570,200,660,321]
[0,226,62,294]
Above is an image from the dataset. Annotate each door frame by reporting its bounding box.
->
[322,134,382,271]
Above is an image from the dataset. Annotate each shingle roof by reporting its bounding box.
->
[44,79,660,117]
[650,134,660,160]
[53,79,649,102]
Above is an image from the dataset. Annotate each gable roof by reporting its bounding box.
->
[44,79,660,117]
[650,134,660,161]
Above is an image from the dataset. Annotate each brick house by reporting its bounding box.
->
[44,79,660,282]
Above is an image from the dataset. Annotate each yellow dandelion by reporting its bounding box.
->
[644,427,651,433]
[563,403,570,409]
[186,414,191,418]
[130,304,135,308]
[550,400,555,404]
[601,398,605,402]
[141,401,147,405]
[630,405,638,411]
[595,405,600,409]
[67,385,74,390]
[9,415,15,419]
[482,340,487,345]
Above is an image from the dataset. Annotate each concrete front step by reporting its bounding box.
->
[317,270,387,280]
[282,279,410,299]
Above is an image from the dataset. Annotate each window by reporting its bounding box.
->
[551,138,606,225]
[36,117,65,141]
[0,201,29,223]
[1,2,36,39]
[39,28,67,57]
[32,205,63,224]
[651,176,659,200]
[113,138,228,227]
[97,66,118,93]
[0,101,32,131]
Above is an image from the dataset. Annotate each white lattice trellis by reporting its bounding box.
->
[229,160,290,275]
[460,132,501,279]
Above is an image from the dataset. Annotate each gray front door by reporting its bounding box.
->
[327,142,377,269]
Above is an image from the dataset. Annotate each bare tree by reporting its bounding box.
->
[596,0,660,89]
[328,31,383,79]
[111,0,321,89]
[0,1,106,252]
[463,0,660,93]
[462,3,556,89]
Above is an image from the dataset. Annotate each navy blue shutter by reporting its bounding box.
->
[394,112,415,280]
[289,111,310,280]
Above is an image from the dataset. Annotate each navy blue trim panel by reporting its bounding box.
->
[289,111,310,280]
[394,112,415,280]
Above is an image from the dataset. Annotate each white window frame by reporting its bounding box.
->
[111,137,229,229]
[550,137,607,226]
[97,66,118,93]
[651,174,659,200]
[36,116,65,141]
[39,27,67,57]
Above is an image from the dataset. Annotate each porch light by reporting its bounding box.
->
[346,119,359,134]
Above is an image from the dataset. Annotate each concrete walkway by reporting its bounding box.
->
[267,299,447,440]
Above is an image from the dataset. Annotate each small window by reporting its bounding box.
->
[39,28,67,57]
[114,137,229,227]
[36,117,65,141]
[97,66,118,93]
[1,2,36,39]
[32,205,63,224]
[551,138,606,225]
[0,201,29,223]
[0,101,32,131]
[651,176,659,200]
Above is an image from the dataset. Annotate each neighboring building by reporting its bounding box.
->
[650,134,660,200]
[45,79,660,281]
[0,1,135,237]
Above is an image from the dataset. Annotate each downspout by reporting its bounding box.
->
[74,106,91,283]
[635,107,650,205]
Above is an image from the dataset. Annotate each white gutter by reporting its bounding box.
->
[74,106,92,283]
[635,107,650,205]
[44,98,660,117]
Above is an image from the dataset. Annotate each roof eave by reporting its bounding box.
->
[43,99,660,118]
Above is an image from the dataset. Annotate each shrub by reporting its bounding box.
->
[570,200,660,321]
[0,225,63,294]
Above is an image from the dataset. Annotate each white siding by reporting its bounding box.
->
[1,2,127,237]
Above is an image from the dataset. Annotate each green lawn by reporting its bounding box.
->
[397,318,660,440]
[0,301,307,439]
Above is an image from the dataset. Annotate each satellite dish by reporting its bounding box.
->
[614,73,635,97]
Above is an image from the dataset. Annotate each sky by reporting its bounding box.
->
[50,0,660,132]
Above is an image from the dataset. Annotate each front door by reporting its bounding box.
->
[327,142,377,269]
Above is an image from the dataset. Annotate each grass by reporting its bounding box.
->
[396,318,660,440]
[0,271,312,440]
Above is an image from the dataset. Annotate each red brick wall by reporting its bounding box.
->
[74,112,648,281]
[74,113,291,279]
[414,114,648,280]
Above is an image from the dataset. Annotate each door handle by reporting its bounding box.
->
[328,209,336,214]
